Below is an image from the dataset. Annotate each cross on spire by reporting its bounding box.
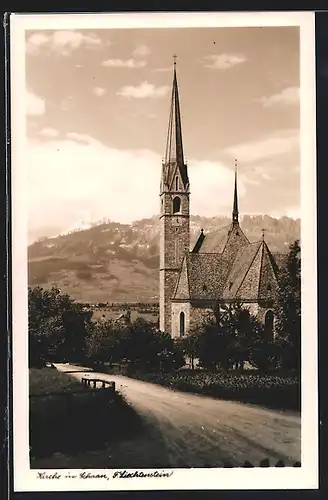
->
[173,54,177,66]
[232,158,239,224]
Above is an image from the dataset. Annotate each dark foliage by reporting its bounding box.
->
[127,370,300,412]
[189,303,278,373]
[28,286,93,367]
[86,317,184,372]
[274,240,301,372]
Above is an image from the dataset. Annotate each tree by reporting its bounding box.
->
[28,286,93,366]
[176,327,201,370]
[85,319,124,365]
[223,303,264,370]
[196,313,229,371]
[192,303,274,372]
[120,318,183,371]
[274,240,301,372]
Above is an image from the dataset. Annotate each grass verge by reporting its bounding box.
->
[29,367,143,460]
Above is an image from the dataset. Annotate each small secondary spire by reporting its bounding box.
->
[232,158,239,223]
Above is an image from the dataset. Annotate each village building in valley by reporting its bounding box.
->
[159,61,282,338]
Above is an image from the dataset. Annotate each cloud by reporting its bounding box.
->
[153,66,172,73]
[132,44,150,58]
[39,127,59,138]
[224,129,299,164]
[27,135,161,231]
[101,45,149,70]
[189,159,245,217]
[26,30,101,55]
[60,96,74,111]
[117,81,169,99]
[101,58,147,69]
[202,54,246,70]
[256,87,300,108]
[26,32,48,50]
[92,86,106,97]
[26,90,45,116]
[27,134,245,233]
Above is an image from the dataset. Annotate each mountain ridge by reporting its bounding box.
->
[28,215,300,303]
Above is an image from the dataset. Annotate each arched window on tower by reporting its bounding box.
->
[264,310,274,340]
[175,176,179,191]
[173,196,181,214]
[179,311,185,337]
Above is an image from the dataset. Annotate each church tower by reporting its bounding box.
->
[159,59,190,334]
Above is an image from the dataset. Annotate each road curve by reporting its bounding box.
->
[53,363,301,468]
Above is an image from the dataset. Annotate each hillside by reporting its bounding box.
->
[28,215,300,303]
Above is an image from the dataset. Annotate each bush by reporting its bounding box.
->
[29,286,93,367]
[125,370,300,411]
[86,317,184,372]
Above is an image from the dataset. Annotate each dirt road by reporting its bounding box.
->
[50,363,301,468]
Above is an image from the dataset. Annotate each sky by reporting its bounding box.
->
[25,25,300,238]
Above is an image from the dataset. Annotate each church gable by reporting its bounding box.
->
[222,242,261,299]
[167,163,189,193]
[173,256,190,300]
[222,222,249,263]
[223,241,280,303]
[258,243,279,301]
[235,243,263,300]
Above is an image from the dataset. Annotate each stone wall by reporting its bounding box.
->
[169,300,276,338]
[189,304,216,330]
[159,187,190,336]
[159,270,180,334]
[171,302,191,338]
[159,214,189,269]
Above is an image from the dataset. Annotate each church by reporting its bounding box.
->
[159,62,281,339]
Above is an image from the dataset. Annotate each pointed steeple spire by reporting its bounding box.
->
[232,158,239,223]
[163,56,188,189]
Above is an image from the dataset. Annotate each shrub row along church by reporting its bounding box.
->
[159,62,281,338]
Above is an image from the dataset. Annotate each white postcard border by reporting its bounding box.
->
[10,11,318,491]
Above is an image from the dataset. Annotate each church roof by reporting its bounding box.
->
[222,241,262,299]
[173,239,280,303]
[192,221,249,259]
[222,240,279,301]
[173,253,231,300]
[193,224,231,253]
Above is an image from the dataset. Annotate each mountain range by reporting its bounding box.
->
[28,215,300,303]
